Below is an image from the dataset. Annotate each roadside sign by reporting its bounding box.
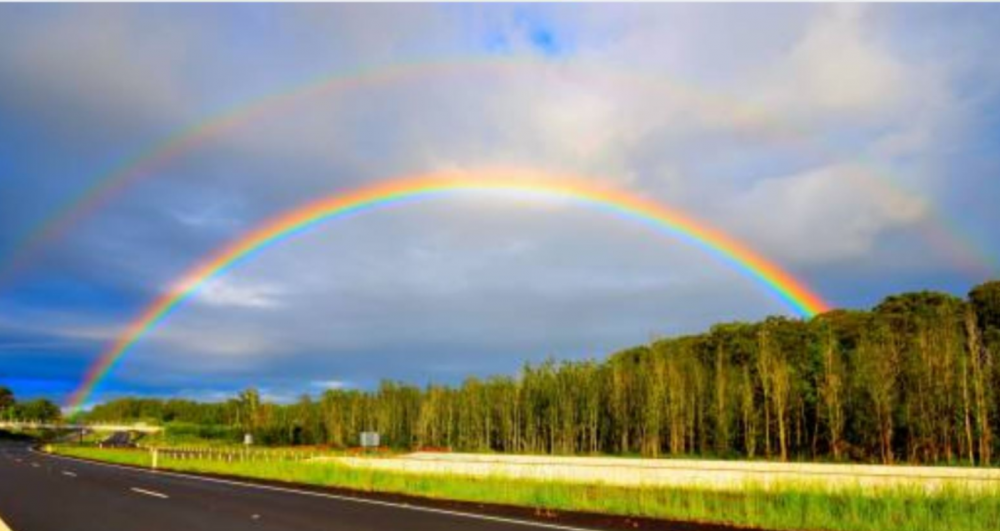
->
[360,431,380,448]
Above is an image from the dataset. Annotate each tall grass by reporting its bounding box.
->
[52,446,1000,531]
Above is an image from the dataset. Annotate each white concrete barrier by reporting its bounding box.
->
[320,452,1000,493]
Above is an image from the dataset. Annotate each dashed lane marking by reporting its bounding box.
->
[36,448,600,531]
[130,487,169,499]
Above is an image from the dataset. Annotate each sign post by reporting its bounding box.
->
[360,432,380,453]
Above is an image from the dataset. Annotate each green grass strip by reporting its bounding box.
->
[51,446,1000,531]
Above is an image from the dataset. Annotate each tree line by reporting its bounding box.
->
[84,281,1000,465]
[0,387,62,423]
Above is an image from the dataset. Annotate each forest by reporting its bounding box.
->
[83,281,1000,466]
[0,387,61,423]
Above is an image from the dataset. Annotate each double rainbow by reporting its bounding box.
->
[4,57,994,291]
[66,170,830,411]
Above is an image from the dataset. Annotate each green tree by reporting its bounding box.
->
[68,284,1000,467]
[0,386,14,413]
[0,387,15,423]
[14,398,61,423]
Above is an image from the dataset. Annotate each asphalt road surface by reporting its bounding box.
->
[0,442,600,531]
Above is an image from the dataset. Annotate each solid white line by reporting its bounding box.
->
[34,449,598,531]
[61,470,77,478]
[130,487,169,499]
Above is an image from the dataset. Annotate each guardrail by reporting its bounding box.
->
[139,445,327,466]
[327,452,1000,493]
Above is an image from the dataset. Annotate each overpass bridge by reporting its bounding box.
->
[0,421,162,433]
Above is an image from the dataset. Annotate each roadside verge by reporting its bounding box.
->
[36,447,746,531]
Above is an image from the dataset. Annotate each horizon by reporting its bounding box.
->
[14,278,999,413]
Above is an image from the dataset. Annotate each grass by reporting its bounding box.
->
[50,445,1000,531]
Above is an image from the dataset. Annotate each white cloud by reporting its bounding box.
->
[311,379,350,390]
[170,205,240,230]
[192,278,285,309]
[757,5,903,118]
[721,164,928,264]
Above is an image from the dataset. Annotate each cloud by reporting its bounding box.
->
[754,5,905,120]
[170,204,241,230]
[311,379,350,390]
[720,164,928,264]
[1,4,998,402]
[0,5,202,126]
[192,278,285,309]
[0,310,120,346]
[139,321,279,361]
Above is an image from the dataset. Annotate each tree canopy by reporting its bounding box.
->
[0,387,61,423]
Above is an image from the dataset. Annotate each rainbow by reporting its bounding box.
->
[3,57,994,291]
[0,57,526,287]
[66,169,830,411]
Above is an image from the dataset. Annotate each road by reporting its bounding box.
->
[0,442,598,531]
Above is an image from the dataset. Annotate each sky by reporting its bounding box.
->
[1,4,999,407]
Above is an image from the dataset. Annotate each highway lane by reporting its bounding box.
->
[0,443,598,531]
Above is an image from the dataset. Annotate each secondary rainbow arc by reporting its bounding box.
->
[67,170,831,412]
[3,57,994,292]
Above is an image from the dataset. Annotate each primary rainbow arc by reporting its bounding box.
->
[3,56,994,291]
[67,170,830,411]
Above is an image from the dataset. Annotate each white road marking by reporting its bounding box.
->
[29,463,39,468]
[130,487,169,499]
[35,449,599,531]
[61,470,77,477]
